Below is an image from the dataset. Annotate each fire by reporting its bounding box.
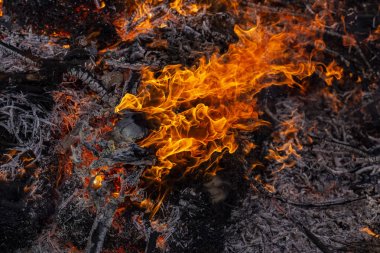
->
[254,175,276,193]
[113,0,168,42]
[94,0,106,10]
[324,61,343,86]
[0,0,3,17]
[92,174,104,189]
[360,227,380,239]
[50,31,71,38]
[116,17,342,184]
[156,235,166,251]
[366,25,380,42]
[170,0,208,15]
[51,91,82,135]
[113,0,208,42]
[0,149,37,180]
[266,114,304,172]
[112,0,247,43]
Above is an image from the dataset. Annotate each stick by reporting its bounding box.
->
[0,40,39,66]
[85,177,128,253]
[355,155,380,164]
[289,216,333,253]
[250,176,377,208]
[85,200,119,253]
[312,29,373,72]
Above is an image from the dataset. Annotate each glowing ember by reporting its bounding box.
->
[116,17,342,184]
[92,174,104,189]
[366,25,380,42]
[94,0,106,10]
[156,235,166,250]
[50,31,71,38]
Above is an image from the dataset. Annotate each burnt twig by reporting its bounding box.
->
[63,68,118,106]
[0,40,39,67]
[85,176,128,253]
[251,176,377,208]
[288,216,333,253]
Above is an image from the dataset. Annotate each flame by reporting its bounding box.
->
[0,150,39,180]
[52,91,82,135]
[156,235,166,251]
[140,198,154,211]
[0,149,19,165]
[113,0,208,42]
[116,17,342,184]
[170,0,207,15]
[113,0,168,42]
[266,112,304,172]
[254,175,276,193]
[360,227,380,239]
[0,0,3,17]
[324,61,343,86]
[94,0,106,10]
[366,25,380,42]
[92,174,104,189]
[112,0,245,42]
[50,31,71,38]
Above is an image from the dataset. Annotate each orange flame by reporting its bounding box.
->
[170,0,208,15]
[266,113,304,172]
[112,0,244,42]
[360,227,380,239]
[366,25,380,42]
[156,235,167,251]
[0,150,39,180]
[92,174,104,189]
[113,0,208,42]
[116,18,342,183]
